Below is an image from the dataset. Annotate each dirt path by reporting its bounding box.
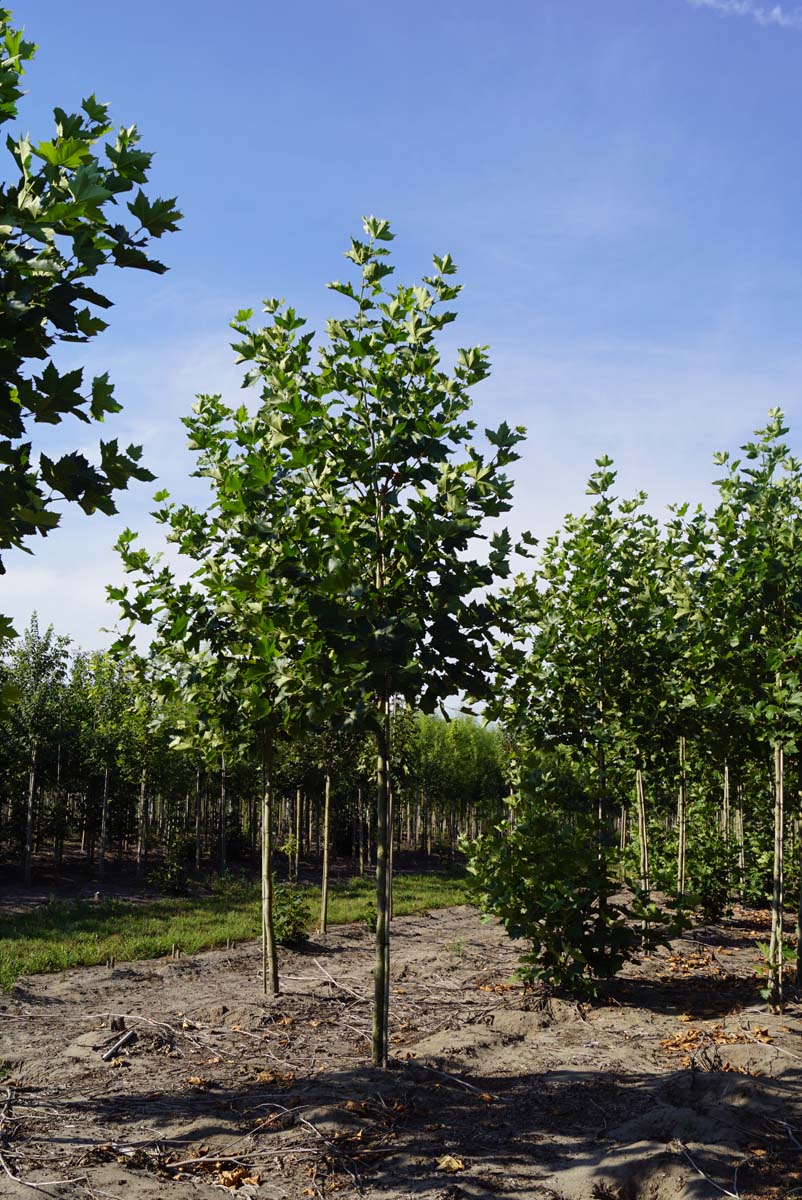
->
[1,905,801,1199]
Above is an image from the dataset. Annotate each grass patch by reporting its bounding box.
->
[0,868,472,992]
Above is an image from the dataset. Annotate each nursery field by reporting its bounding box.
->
[1,902,801,1200]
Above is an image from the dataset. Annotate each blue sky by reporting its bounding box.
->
[6,0,802,645]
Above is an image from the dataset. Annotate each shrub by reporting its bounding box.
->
[272,884,311,946]
[465,801,669,996]
[149,833,193,895]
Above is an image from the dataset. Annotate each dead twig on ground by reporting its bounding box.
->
[312,959,369,1003]
[404,1060,503,1099]
[0,1147,91,1196]
[674,1141,741,1199]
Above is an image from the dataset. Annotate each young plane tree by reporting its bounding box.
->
[115,218,526,1064]
[292,217,527,1065]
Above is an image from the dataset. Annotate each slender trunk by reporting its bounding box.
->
[194,767,202,872]
[596,738,609,931]
[796,807,802,989]
[358,785,365,875]
[320,767,332,934]
[384,755,393,1040]
[372,698,390,1068]
[52,742,64,872]
[294,786,302,882]
[723,760,731,845]
[262,733,279,996]
[635,754,649,895]
[219,753,227,873]
[387,775,395,921]
[736,777,746,899]
[597,740,607,842]
[677,736,687,900]
[23,744,37,887]
[98,765,110,880]
[769,743,785,1007]
[136,768,148,878]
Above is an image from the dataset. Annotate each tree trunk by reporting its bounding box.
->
[723,760,731,845]
[736,776,746,899]
[358,785,365,875]
[372,698,390,1068]
[136,768,148,878]
[635,754,649,895]
[796,804,802,988]
[387,775,395,921]
[294,786,302,882]
[97,765,110,881]
[596,738,609,928]
[320,767,332,934]
[249,786,257,854]
[53,742,64,873]
[677,736,687,900]
[769,742,785,1007]
[261,734,279,996]
[219,753,227,872]
[194,767,202,872]
[23,744,37,887]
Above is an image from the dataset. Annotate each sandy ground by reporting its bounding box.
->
[1,904,801,1200]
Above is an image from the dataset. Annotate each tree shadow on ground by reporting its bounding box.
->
[602,969,762,1019]
[39,1055,802,1200]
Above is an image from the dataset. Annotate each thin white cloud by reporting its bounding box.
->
[687,0,802,29]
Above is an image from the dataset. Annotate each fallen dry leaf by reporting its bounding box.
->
[438,1154,466,1172]
[214,1166,261,1189]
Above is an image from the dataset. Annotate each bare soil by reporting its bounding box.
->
[1,904,801,1200]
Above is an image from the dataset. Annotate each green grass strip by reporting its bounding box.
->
[0,869,472,992]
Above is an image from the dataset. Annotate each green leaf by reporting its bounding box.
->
[33,138,92,168]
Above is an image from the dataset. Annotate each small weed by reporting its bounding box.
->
[449,937,466,960]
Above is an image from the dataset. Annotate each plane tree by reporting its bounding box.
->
[114,217,526,1064]
[0,9,180,661]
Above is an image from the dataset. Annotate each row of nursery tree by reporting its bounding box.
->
[473,410,802,1012]
[0,616,507,890]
